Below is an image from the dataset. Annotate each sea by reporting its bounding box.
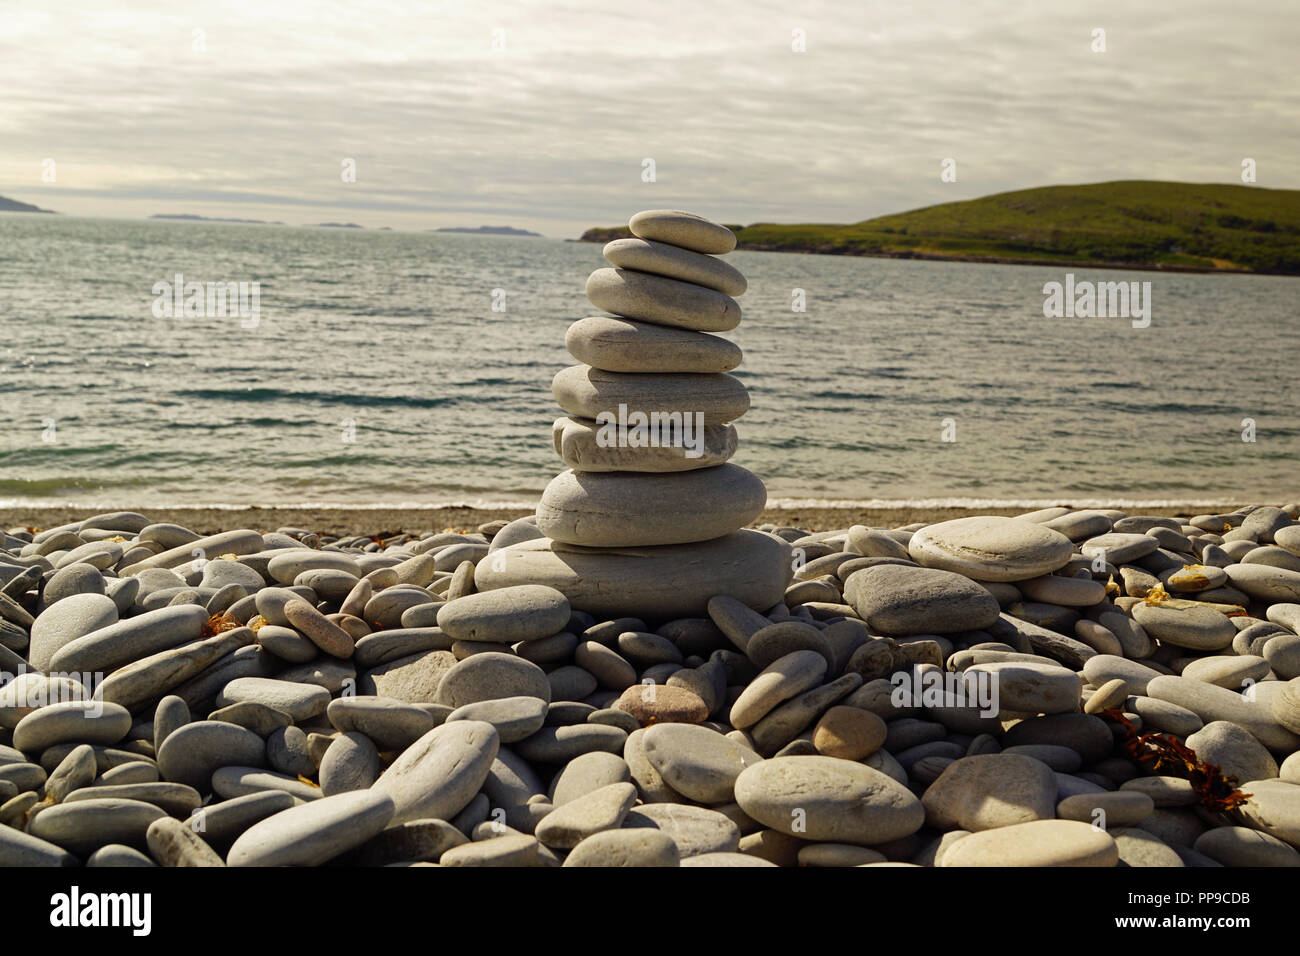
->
[1,215,1296,511]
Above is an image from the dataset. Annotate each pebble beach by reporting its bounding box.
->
[3,501,1300,868]
[3,211,1298,871]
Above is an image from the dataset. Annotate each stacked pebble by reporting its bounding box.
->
[473,210,793,618]
[2,503,1300,867]
[543,207,764,548]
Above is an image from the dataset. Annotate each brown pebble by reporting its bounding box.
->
[812,705,887,760]
[613,684,708,726]
[284,599,355,658]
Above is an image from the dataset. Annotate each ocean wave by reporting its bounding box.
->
[172,387,454,409]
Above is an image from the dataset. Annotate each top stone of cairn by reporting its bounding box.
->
[629,209,737,255]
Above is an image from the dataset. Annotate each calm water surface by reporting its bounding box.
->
[1,216,1296,508]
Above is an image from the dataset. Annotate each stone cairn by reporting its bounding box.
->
[476,210,792,618]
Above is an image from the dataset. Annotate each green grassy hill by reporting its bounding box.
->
[581,181,1300,274]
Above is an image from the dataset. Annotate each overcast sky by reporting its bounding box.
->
[1,0,1296,235]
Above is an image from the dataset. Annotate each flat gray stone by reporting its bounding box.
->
[735,756,925,845]
[0,825,78,866]
[185,790,296,848]
[622,803,741,857]
[156,720,266,791]
[537,464,765,548]
[550,751,631,805]
[326,696,436,750]
[319,732,381,796]
[1132,600,1236,650]
[437,585,570,644]
[965,661,1082,715]
[28,593,118,672]
[29,797,167,856]
[435,652,551,708]
[513,724,627,764]
[447,695,546,744]
[1234,779,1300,847]
[228,790,395,866]
[211,766,321,802]
[1193,825,1300,866]
[586,266,740,332]
[1186,720,1278,783]
[1147,675,1300,752]
[642,723,762,803]
[922,754,1058,831]
[475,531,791,620]
[98,629,257,713]
[729,650,826,729]
[371,720,499,825]
[215,677,330,722]
[627,209,737,255]
[562,828,680,866]
[50,605,209,675]
[552,415,736,473]
[359,650,457,703]
[844,564,1000,635]
[12,701,132,753]
[908,516,1073,582]
[535,781,637,849]
[603,235,744,294]
[145,816,225,867]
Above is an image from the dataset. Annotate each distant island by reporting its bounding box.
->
[0,194,56,214]
[580,181,1300,275]
[434,225,541,237]
[151,214,283,224]
[309,222,364,229]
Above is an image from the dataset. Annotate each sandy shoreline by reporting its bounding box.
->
[0,502,1241,537]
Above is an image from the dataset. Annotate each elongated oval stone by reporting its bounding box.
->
[50,605,209,676]
[552,364,749,425]
[537,466,767,548]
[552,416,736,473]
[939,818,1119,866]
[228,790,395,866]
[118,529,264,576]
[12,701,132,753]
[1146,675,1300,752]
[586,268,740,333]
[1131,600,1236,650]
[642,723,763,804]
[434,653,551,708]
[844,564,1001,635]
[565,316,742,373]
[908,516,1073,582]
[628,210,737,255]
[603,237,745,295]
[0,825,78,866]
[29,798,167,856]
[437,585,570,644]
[157,720,266,791]
[734,756,924,845]
[474,530,792,619]
[370,720,500,825]
[1225,564,1300,602]
[28,593,119,674]
[267,549,361,585]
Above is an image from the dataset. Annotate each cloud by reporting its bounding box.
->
[1,0,1296,233]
